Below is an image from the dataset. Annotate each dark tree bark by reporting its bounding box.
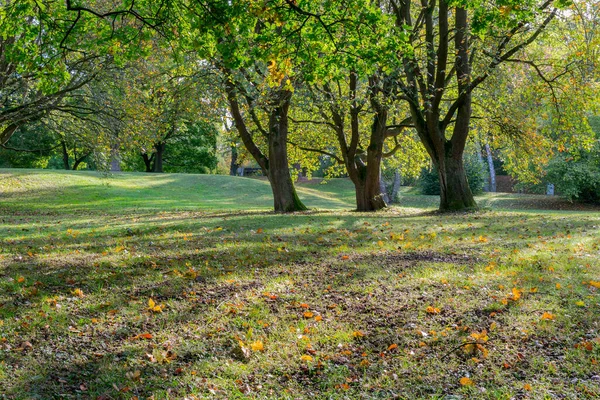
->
[225,77,307,213]
[316,73,392,212]
[141,153,155,172]
[72,152,91,170]
[153,142,165,173]
[61,140,70,170]
[390,0,557,211]
[229,144,239,176]
[266,91,307,212]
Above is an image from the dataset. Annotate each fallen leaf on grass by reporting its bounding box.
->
[459,377,474,386]
[523,383,532,391]
[426,306,440,314]
[303,311,314,318]
[353,330,365,338]
[250,341,264,352]
[301,355,313,362]
[541,312,555,320]
[388,343,398,351]
[148,298,164,313]
[131,333,153,340]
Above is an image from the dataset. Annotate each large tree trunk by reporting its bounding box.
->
[267,95,307,213]
[436,145,477,211]
[153,142,165,173]
[225,78,306,213]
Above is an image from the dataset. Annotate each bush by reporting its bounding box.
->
[546,154,600,203]
[418,156,487,195]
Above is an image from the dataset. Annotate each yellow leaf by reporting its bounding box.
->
[556,283,561,290]
[575,301,585,307]
[250,341,264,352]
[541,312,555,320]
[303,311,314,318]
[314,315,323,322]
[148,298,155,309]
[353,330,365,338]
[459,377,474,386]
[72,288,85,298]
[589,281,600,288]
[387,343,398,351]
[426,306,441,314]
[523,383,532,391]
[300,355,313,362]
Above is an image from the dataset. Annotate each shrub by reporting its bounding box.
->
[546,153,600,203]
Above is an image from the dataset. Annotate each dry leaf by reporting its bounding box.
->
[459,377,474,386]
[250,341,264,352]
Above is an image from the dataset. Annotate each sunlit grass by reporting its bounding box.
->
[0,170,599,399]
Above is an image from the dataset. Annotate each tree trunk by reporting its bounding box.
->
[391,170,401,203]
[225,77,306,213]
[141,153,154,172]
[110,141,121,172]
[436,145,477,211]
[485,142,496,192]
[153,142,165,173]
[267,95,307,213]
[229,144,239,176]
[379,169,390,205]
[61,141,70,170]
[72,153,90,171]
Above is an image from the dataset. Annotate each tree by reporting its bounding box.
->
[386,0,566,211]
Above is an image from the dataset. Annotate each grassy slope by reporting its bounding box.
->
[0,170,599,399]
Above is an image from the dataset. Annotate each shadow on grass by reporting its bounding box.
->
[1,209,599,398]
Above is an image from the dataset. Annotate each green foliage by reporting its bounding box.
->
[163,122,218,174]
[418,156,487,195]
[545,139,600,203]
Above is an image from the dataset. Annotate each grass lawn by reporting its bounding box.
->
[1,169,599,399]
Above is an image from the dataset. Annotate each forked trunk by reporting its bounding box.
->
[436,149,477,211]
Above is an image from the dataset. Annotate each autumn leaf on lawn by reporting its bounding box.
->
[250,340,264,352]
[426,306,441,314]
[353,330,365,338]
[508,287,521,301]
[541,312,555,320]
[589,281,600,289]
[464,330,489,357]
[148,298,164,313]
[523,383,532,391]
[72,288,85,298]
[300,355,313,362]
[387,343,398,351]
[303,311,314,318]
[459,377,474,386]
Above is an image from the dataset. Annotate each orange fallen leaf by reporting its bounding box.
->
[353,330,365,338]
[387,343,398,351]
[303,311,314,318]
[17,276,25,283]
[541,312,555,320]
[523,383,532,391]
[300,355,313,362]
[314,315,323,322]
[426,306,441,314]
[589,281,600,289]
[250,341,264,352]
[459,377,474,386]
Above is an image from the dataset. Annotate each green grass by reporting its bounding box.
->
[1,169,599,399]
